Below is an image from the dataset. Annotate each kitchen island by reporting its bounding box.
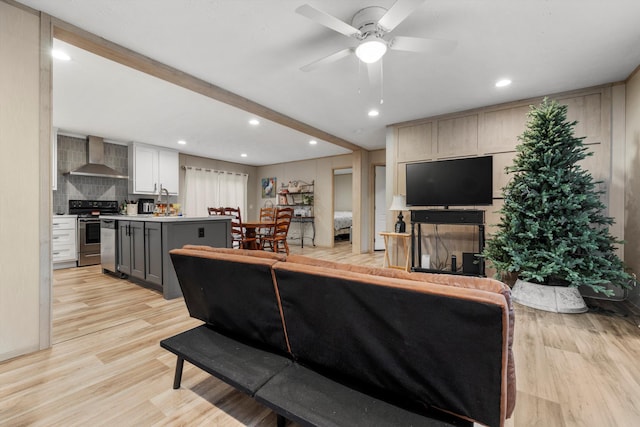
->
[100,215,231,299]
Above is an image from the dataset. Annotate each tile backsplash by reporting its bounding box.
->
[53,135,129,214]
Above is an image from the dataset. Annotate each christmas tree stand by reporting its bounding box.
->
[512,279,588,314]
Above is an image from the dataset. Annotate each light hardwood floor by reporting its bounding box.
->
[1,242,639,426]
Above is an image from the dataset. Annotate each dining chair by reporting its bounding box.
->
[222,207,256,249]
[261,207,293,255]
[208,207,224,216]
[257,207,276,250]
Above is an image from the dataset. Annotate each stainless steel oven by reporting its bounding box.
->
[69,200,120,267]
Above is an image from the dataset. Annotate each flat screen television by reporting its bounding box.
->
[405,156,493,207]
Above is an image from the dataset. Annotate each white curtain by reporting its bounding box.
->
[184,167,248,217]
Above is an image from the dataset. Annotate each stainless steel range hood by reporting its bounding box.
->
[64,136,128,179]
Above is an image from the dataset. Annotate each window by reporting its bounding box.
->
[184,167,248,217]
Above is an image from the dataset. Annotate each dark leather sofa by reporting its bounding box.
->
[161,245,515,427]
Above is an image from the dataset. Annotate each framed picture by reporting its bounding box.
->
[262,177,277,198]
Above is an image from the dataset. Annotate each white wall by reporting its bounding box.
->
[0,2,49,361]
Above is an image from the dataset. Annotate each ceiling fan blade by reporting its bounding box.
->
[377,0,427,32]
[389,36,457,54]
[296,4,361,38]
[301,48,353,72]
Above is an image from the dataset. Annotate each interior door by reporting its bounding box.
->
[374,165,386,250]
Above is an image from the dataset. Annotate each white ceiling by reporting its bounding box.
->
[50,39,351,165]
[17,0,640,166]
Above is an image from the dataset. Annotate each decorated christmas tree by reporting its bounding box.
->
[484,98,634,295]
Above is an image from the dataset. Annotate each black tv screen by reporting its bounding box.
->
[405,156,493,207]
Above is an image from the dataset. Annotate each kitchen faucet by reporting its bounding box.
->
[159,184,170,215]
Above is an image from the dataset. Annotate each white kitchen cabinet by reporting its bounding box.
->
[158,149,179,194]
[128,143,179,195]
[130,144,157,194]
[52,216,77,269]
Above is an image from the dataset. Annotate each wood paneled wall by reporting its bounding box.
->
[257,154,352,249]
[624,69,640,307]
[255,150,385,251]
[387,85,625,273]
[0,1,50,361]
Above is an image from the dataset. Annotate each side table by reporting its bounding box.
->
[380,231,411,272]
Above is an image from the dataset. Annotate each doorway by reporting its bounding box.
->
[333,168,353,243]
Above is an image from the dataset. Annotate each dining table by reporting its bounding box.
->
[242,221,275,250]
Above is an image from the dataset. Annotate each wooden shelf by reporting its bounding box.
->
[277,181,314,248]
[278,181,313,218]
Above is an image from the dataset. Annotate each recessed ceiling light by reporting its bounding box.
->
[177,140,187,145]
[495,79,512,88]
[368,109,379,117]
[249,119,260,126]
[241,153,248,158]
[51,49,70,61]
[309,140,317,145]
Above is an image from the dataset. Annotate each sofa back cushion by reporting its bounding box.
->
[406,273,516,418]
[285,254,516,418]
[273,261,509,427]
[169,248,288,354]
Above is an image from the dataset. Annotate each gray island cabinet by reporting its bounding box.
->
[101,215,231,299]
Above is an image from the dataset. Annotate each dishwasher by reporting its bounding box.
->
[100,218,117,274]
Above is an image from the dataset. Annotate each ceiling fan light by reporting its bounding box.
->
[356,39,387,64]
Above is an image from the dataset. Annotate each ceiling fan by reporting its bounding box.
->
[296,0,457,72]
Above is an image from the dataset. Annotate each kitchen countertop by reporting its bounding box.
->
[99,214,231,222]
[53,214,78,218]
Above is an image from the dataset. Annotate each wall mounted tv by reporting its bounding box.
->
[405,156,493,207]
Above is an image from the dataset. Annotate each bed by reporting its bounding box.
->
[334,211,352,239]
